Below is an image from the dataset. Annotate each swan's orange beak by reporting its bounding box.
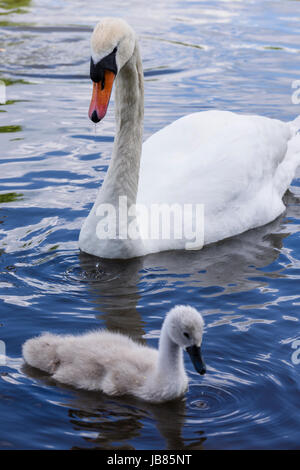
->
[88,70,115,123]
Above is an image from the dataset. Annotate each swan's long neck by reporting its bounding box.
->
[156,322,185,380]
[98,42,144,208]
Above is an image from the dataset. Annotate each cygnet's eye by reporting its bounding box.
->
[183,332,190,339]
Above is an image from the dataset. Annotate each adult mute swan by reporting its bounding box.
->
[23,305,206,403]
[79,17,300,259]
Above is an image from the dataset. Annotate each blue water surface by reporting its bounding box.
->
[0,0,300,450]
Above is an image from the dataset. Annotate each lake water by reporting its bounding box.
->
[1,0,300,450]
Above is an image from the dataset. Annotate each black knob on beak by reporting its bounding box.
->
[90,110,101,123]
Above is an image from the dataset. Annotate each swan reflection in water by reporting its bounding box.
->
[79,190,298,330]
[23,363,206,450]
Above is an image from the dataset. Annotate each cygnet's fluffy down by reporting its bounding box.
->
[23,305,206,403]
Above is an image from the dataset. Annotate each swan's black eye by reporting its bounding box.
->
[183,332,190,339]
[113,47,117,53]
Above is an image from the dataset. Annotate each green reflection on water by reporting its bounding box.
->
[0,76,32,86]
[48,245,59,251]
[0,100,28,106]
[0,124,22,132]
[0,0,31,10]
[0,192,23,203]
[263,46,283,51]
[0,0,31,16]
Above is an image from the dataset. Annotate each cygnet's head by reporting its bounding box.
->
[88,18,136,123]
[165,305,206,375]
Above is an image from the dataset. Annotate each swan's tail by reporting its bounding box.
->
[275,117,300,197]
[289,115,300,133]
[22,333,62,374]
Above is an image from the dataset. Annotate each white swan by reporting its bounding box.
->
[79,17,300,259]
[22,305,205,403]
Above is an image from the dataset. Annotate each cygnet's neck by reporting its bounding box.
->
[97,42,144,209]
[156,321,185,380]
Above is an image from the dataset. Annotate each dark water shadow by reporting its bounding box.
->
[22,363,205,450]
[79,254,145,338]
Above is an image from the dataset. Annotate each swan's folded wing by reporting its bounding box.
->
[137,110,296,245]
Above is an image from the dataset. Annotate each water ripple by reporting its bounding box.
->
[0,0,300,451]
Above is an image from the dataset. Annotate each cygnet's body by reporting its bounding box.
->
[22,305,205,403]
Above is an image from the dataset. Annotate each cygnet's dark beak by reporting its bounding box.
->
[186,345,206,375]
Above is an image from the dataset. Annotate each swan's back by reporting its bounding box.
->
[138,110,292,206]
[137,110,300,248]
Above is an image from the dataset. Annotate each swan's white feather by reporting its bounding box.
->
[137,110,300,250]
[79,18,300,259]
